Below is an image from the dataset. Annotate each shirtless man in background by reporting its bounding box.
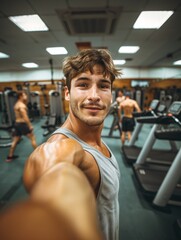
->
[5,91,37,162]
[109,89,125,130]
[119,91,141,144]
[116,89,125,105]
[109,89,125,112]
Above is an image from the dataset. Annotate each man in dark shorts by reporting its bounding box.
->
[122,116,135,132]
[119,91,141,144]
[5,91,37,162]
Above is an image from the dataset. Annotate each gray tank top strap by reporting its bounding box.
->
[52,127,120,170]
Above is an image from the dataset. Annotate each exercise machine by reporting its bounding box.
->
[133,101,180,166]
[102,101,122,138]
[153,128,181,207]
[30,91,41,117]
[133,89,145,110]
[133,101,181,204]
[49,82,65,125]
[0,90,17,147]
[122,99,162,164]
[24,82,33,119]
[42,83,65,136]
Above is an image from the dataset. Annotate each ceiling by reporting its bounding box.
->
[0,0,181,73]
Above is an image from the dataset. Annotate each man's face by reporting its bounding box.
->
[118,91,123,97]
[65,64,112,127]
[22,93,28,102]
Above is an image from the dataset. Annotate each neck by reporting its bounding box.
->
[18,98,23,103]
[62,115,103,145]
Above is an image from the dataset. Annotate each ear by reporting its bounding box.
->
[64,86,70,101]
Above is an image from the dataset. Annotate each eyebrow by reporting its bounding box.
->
[76,77,90,81]
[76,77,111,84]
[100,79,111,84]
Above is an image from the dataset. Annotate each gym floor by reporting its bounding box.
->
[0,114,181,240]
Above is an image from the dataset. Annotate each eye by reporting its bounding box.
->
[100,83,111,89]
[78,82,89,88]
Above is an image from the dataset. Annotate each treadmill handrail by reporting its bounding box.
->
[136,114,179,125]
[133,109,157,118]
[133,99,160,118]
[155,128,181,141]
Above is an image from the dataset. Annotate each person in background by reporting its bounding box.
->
[112,89,126,130]
[119,91,141,144]
[116,89,125,105]
[23,49,121,240]
[109,89,125,113]
[0,163,103,240]
[5,91,37,162]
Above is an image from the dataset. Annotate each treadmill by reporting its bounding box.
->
[133,101,181,204]
[122,99,160,163]
[122,98,177,165]
[153,128,181,207]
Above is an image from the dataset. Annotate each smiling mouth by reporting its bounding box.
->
[83,106,103,111]
[82,102,104,109]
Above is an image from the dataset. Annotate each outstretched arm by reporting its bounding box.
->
[31,162,103,240]
[0,163,103,240]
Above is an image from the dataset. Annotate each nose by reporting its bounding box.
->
[87,85,100,102]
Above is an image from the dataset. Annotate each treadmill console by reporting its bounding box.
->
[157,104,166,113]
[149,99,159,110]
[168,101,181,116]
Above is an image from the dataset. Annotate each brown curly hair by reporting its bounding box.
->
[62,49,121,91]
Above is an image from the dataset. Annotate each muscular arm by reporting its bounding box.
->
[118,104,122,121]
[134,101,141,112]
[0,163,103,240]
[23,137,85,192]
[30,162,103,240]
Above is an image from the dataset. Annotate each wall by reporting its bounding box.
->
[0,67,181,82]
[0,80,69,115]
[0,66,180,113]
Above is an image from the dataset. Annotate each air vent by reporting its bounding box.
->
[56,8,122,35]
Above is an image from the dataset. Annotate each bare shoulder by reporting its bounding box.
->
[132,99,140,107]
[23,133,86,192]
[47,134,86,165]
[15,101,26,110]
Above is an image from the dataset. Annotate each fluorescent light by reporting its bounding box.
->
[133,11,173,29]
[22,63,39,68]
[46,47,68,55]
[118,46,140,54]
[173,60,181,65]
[9,14,49,32]
[113,60,126,65]
[0,52,10,58]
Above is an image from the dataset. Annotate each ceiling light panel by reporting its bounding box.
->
[46,47,68,55]
[0,52,10,58]
[173,60,181,65]
[113,60,126,65]
[118,46,140,54]
[133,11,174,29]
[9,14,49,32]
[22,63,39,68]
